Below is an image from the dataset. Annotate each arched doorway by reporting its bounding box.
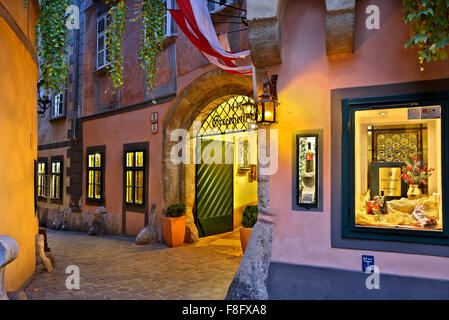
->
[194,95,258,237]
[162,69,253,241]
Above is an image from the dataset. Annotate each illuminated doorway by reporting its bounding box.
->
[195,95,258,237]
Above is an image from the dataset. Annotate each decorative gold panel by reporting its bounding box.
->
[372,129,421,162]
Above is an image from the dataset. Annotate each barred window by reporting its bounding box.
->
[87,152,104,201]
[50,157,63,200]
[125,151,145,205]
[37,159,47,199]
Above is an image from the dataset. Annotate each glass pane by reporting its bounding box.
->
[126,152,133,167]
[98,35,105,51]
[95,171,101,184]
[97,17,105,34]
[135,187,143,204]
[88,170,94,184]
[55,176,60,199]
[126,171,133,186]
[126,187,133,203]
[97,51,104,68]
[95,153,101,167]
[136,152,144,167]
[88,154,95,168]
[297,136,318,207]
[88,184,94,199]
[135,171,143,187]
[95,185,101,199]
[354,106,442,231]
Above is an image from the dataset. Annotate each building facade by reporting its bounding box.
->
[0,0,39,291]
[37,0,449,299]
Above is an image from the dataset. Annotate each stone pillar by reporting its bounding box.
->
[325,0,356,57]
[226,70,274,300]
[0,236,19,300]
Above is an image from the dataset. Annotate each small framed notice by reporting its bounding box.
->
[150,112,158,124]
[151,123,158,134]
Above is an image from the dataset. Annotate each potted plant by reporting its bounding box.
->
[240,206,258,254]
[401,154,434,200]
[162,203,186,247]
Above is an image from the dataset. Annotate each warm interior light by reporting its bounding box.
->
[246,106,252,113]
[265,111,271,117]
[379,112,387,116]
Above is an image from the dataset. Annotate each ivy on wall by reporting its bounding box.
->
[35,0,70,95]
[106,0,127,92]
[403,0,449,65]
[139,0,166,98]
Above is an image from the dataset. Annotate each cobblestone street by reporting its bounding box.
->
[23,229,243,300]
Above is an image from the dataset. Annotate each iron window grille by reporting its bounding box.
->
[50,157,63,201]
[124,150,146,206]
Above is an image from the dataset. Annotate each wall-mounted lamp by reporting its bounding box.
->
[37,80,51,117]
[256,75,279,125]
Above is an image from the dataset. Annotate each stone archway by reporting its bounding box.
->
[162,69,253,242]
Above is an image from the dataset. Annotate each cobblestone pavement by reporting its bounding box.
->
[24,229,243,300]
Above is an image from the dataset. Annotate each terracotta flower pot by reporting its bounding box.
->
[161,216,186,247]
[240,227,252,254]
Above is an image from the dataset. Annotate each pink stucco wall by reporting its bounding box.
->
[269,0,449,279]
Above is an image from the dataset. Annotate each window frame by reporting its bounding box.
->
[50,91,66,119]
[37,158,48,201]
[49,156,63,203]
[96,12,111,70]
[208,0,236,13]
[341,92,449,245]
[86,145,106,205]
[123,142,149,212]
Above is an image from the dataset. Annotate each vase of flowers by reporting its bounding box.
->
[401,154,434,200]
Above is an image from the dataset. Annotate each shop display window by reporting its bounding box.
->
[354,106,442,232]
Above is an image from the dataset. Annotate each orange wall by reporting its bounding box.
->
[83,102,168,235]
[269,0,449,280]
[0,7,38,290]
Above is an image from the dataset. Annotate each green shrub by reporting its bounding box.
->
[242,206,258,228]
[165,203,186,218]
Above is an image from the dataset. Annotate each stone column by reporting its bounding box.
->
[226,69,274,300]
[0,236,19,300]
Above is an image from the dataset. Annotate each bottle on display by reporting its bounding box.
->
[305,142,314,173]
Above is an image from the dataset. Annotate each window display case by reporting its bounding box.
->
[296,134,319,208]
[353,105,443,232]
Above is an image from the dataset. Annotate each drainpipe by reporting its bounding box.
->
[0,236,19,300]
[71,0,81,141]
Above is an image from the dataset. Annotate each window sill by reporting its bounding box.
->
[124,203,146,213]
[92,64,109,77]
[49,114,66,122]
[162,34,177,49]
[86,198,105,206]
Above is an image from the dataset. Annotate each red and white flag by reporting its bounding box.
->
[169,0,252,75]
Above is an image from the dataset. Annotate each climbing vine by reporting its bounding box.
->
[139,0,166,97]
[35,0,70,95]
[403,0,449,65]
[106,0,127,91]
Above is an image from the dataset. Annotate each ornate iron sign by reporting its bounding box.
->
[199,95,255,136]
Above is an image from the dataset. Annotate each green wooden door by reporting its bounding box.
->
[196,139,234,237]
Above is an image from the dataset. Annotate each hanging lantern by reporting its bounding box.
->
[256,79,279,125]
[242,98,257,129]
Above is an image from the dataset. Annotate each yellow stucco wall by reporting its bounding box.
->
[0,14,38,290]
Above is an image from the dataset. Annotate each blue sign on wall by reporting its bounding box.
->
[362,255,375,272]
